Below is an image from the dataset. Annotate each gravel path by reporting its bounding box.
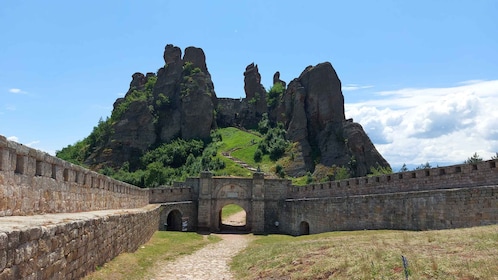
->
[147,233,249,280]
[147,210,250,280]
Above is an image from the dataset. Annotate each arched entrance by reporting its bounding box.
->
[218,204,248,232]
[166,209,183,231]
[299,221,310,235]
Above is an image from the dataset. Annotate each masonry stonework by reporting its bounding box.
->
[1,134,498,279]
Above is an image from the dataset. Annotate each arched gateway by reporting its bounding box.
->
[197,171,266,233]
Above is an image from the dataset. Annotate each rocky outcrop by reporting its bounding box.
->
[273,71,286,88]
[275,62,388,176]
[86,44,217,169]
[81,43,389,176]
[244,63,267,117]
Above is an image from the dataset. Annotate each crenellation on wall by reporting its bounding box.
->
[286,159,498,199]
[0,137,150,217]
[149,186,195,203]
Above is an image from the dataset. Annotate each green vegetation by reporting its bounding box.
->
[84,231,219,280]
[256,117,289,161]
[231,225,498,280]
[266,82,285,108]
[369,164,393,176]
[108,137,225,187]
[465,152,483,164]
[221,204,244,220]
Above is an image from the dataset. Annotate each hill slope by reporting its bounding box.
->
[57,43,390,182]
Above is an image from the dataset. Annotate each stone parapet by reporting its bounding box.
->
[0,205,161,279]
[0,135,149,217]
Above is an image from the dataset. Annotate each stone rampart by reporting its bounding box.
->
[287,160,498,199]
[0,136,149,216]
[281,185,498,235]
[0,205,161,279]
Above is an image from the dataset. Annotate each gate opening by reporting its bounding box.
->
[219,204,247,232]
[166,210,182,231]
[299,221,310,235]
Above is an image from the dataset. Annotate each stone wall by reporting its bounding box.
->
[287,159,498,199]
[281,185,498,235]
[0,136,149,217]
[0,205,161,280]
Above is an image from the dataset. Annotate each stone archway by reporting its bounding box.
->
[197,172,266,234]
[299,221,310,235]
[166,209,183,231]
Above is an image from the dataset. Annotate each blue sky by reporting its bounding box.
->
[1,0,497,170]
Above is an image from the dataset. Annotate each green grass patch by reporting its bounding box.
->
[231,225,498,279]
[217,127,276,174]
[214,155,252,177]
[84,231,220,280]
[221,204,244,220]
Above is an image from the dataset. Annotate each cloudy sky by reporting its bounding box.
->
[1,0,497,170]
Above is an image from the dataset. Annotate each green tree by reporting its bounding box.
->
[399,163,408,172]
[266,83,285,108]
[491,152,498,160]
[465,152,483,164]
[253,149,263,162]
[415,162,431,170]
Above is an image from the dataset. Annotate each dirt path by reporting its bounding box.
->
[146,213,250,280]
[222,210,246,226]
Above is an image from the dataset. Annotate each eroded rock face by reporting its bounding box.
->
[243,63,267,121]
[279,62,388,176]
[83,43,389,176]
[86,44,217,169]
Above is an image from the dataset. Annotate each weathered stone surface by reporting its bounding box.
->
[184,46,208,74]
[273,71,286,89]
[243,63,267,122]
[163,44,182,65]
[73,43,389,176]
[278,62,388,176]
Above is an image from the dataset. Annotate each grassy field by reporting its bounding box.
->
[84,231,219,280]
[231,225,498,279]
[216,127,275,174]
[221,204,245,220]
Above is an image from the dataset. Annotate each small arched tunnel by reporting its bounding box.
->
[299,221,310,235]
[165,209,183,231]
[218,204,248,232]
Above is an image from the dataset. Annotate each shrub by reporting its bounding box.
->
[254,149,263,162]
[267,83,285,108]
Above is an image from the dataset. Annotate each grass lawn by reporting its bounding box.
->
[84,231,220,280]
[217,127,275,174]
[231,225,498,279]
[221,204,245,220]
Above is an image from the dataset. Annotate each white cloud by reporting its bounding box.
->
[26,140,40,147]
[342,84,374,91]
[7,136,19,142]
[345,80,498,168]
[8,88,27,94]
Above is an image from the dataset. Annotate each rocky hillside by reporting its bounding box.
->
[72,43,389,177]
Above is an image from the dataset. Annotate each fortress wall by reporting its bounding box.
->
[149,186,194,203]
[263,179,290,233]
[280,185,498,235]
[0,136,149,217]
[0,205,161,280]
[288,160,498,199]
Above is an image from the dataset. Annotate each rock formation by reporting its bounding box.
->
[274,62,388,176]
[82,43,389,177]
[85,44,217,169]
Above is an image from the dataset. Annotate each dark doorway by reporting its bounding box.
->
[166,210,182,231]
[299,221,310,235]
